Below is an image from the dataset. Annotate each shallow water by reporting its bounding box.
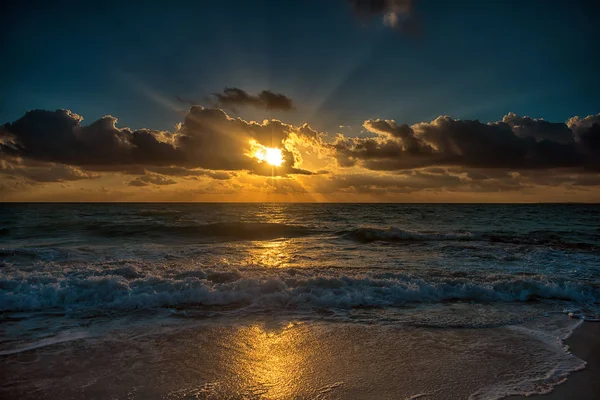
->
[1,203,599,398]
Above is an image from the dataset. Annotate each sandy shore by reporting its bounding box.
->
[1,321,489,399]
[1,316,592,400]
[509,321,600,400]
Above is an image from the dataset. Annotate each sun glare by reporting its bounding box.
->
[254,145,284,167]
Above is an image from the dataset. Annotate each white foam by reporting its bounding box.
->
[469,321,586,399]
[404,388,444,399]
[1,267,597,314]
[0,330,88,356]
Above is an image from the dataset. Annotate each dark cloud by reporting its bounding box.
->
[266,178,308,195]
[176,107,306,175]
[211,88,294,111]
[317,171,464,194]
[175,96,198,107]
[1,107,317,176]
[128,175,177,187]
[333,128,435,170]
[569,114,600,156]
[2,108,599,196]
[0,158,97,183]
[502,113,574,144]
[312,169,535,195]
[144,166,234,180]
[334,114,600,171]
[0,110,182,167]
[346,0,419,33]
[570,174,600,187]
[500,169,600,190]
[422,167,447,174]
[127,179,149,187]
[363,119,434,155]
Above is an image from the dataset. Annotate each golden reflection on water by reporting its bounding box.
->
[251,204,289,224]
[232,322,308,399]
[245,239,293,268]
[240,203,304,269]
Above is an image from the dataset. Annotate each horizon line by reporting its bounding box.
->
[2,201,599,205]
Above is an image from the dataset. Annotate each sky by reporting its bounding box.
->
[1,0,599,202]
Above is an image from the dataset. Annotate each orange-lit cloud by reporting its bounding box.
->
[1,107,600,202]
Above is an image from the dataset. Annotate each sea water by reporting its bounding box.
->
[1,203,599,399]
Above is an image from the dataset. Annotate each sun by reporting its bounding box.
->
[254,145,284,167]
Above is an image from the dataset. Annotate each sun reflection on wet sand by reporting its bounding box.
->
[231,322,308,399]
[2,318,573,399]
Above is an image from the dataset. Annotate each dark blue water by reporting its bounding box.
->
[1,203,599,316]
[2,203,600,399]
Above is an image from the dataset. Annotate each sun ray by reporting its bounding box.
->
[249,140,284,167]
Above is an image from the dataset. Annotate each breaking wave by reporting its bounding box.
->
[1,267,598,313]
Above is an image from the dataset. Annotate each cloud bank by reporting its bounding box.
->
[333,114,599,171]
[0,106,315,178]
[1,106,599,201]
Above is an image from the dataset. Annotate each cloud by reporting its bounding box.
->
[0,107,318,177]
[2,108,600,200]
[568,114,600,156]
[333,113,600,171]
[314,171,463,194]
[346,0,418,33]
[265,178,309,195]
[0,158,98,183]
[211,88,294,111]
[144,166,235,180]
[0,109,181,167]
[502,113,574,144]
[175,96,198,107]
[128,175,177,187]
[309,167,542,195]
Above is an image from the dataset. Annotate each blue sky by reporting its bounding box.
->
[2,0,600,202]
[2,0,599,134]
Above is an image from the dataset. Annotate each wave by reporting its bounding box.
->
[0,247,65,261]
[0,249,39,258]
[339,227,600,251]
[340,227,477,243]
[136,209,183,217]
[0,331,89,356]
[3,220,317,242]
[1,268,597,313]
[86,222,316,241]
[484,232,600,252]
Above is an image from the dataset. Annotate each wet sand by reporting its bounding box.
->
[0,317,587,400]
[510,321,600,400]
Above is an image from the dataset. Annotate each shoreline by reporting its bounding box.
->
[509,321,600,400]
[4,318,585,400]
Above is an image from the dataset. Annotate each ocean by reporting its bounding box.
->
[1,203,599,399]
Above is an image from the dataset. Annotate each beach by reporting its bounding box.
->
[0,315,593,399]
[511,321,600,400]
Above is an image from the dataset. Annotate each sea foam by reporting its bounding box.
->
[1,266,598,314]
